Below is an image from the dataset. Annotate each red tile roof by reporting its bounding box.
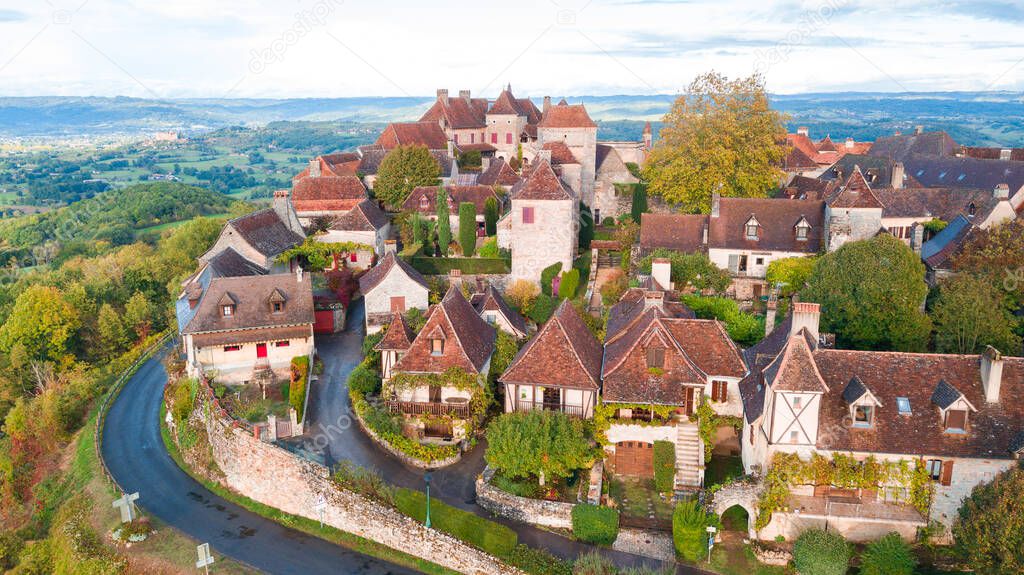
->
[510,160,573,201]
[393,287,496,375]
[375,313,415,351]
[543,141,579,165]
[500,300,602,390]
[329,199,389,232]
[827,166,884,209]
[639,213,708,253]
[402,185,499,215]
[292,175,367,213]
[358,252,429,294]
[477,158,521,187]
[183,273,314,335]
[375,122,449,150]
[539,102,597,129]
[762,331,829,393]
[470,286,528,338]
[710,197,825,253]
[226,209,305,259]
[606,288,694,342]
[420,96,488,129]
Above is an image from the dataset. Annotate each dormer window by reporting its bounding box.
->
[268,288,287,314]
[419,195,429,210]
[222,305,234,317]
[431,338,444,356]
[795,217,811,241]
[967,202,977,217]
[745,216,759,240]
[646,347,665,369]
[272,301,284,313]
[853,405,873,427]
[945,409,967,433]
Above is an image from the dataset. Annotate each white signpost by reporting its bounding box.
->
[196,543,214,574]
[706,525,718,563]
[112,492,140,524]
[313,494,327,529]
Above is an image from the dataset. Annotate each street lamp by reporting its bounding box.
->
[706,525,718,563]
[424,471,432,529]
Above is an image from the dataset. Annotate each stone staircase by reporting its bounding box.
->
[675,420,703,489]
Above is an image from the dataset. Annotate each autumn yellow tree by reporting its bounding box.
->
[643,72,787,213]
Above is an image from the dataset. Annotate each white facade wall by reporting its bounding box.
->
[319,223,392,258]
[538,126,597,206]
[185,331,314,383]
[605,423,677,446]
[708,247,815,279]
[502,384,595,418]
[363,270,429,333]
[766,390,822,447]
[510,198,576,284]
[486,114,523,159]
[702,376,744,418]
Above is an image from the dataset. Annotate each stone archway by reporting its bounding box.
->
[711,482,762,540]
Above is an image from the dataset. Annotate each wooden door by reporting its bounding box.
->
[390,296,406,313]
[256,343,268,358]
[615,441,654,477]
[682,387,698,416]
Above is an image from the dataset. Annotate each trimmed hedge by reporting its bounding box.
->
[347,361,381,395]
[458,202,476,257]
[571,504,620,546]
[405,256,509,275]
[653,440,676,493]
[394,488,518,558]
[859,532,916,575]
[540,262,563,296]
[557,268,580,299]
[792,529,851,575]
[290,355,310,421]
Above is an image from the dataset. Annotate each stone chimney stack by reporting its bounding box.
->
[994,183,1010,199]
[446,138,454,157]
[537,149,552,163]
[797,126,809,137]
[296,266,304,283]
[789,301,820,343]
[981,346,1004,403]
[915,125,924,135]
[437,89,448,104]
[891,162,905,189]
[642,122,653,150]
[543,96,552,113]
[273,189,303,234]
[449,269,463,289]
[643,290,665,311]
[309,158,321,178]
[651,258,672,291]
[765,297,777,337]
[459,89,471,101]
[910,223,924,255]
[845,137,854,150]
[481,156,491,171]
[710,192,721,218]
[1000,148,1012,161]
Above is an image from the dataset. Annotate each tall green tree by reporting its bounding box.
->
[124,291,155,342]
[97,303,129,357]
[485,410,593,486]
[0,285,80,363]
[630,184,648,223]
[435,186,452,256]
[578,202,594,250]
[639,248,731,293]
[954,467,1024,575]
[484,196,499,237]
[458,202,476,257]
[953,218,1024,308]
[931,274,1021,354]
[642,71,787,213]
[803,235,931,351]
[373,145,441,210]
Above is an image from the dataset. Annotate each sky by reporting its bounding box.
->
[0,0,1022,99]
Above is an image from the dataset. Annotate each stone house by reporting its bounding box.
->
[358,252,430,334]
[292,153,361,181]
[180,270,315,383]
[388,287,496,442]
[289,174,368,228]
[470,285,528,339]
[420,89,492,154]
[783,127,872,179]
[535,101,598,206]
[315,198,391,271]
[499,160,578,285]
[476,157,521,188]
[401,184,502,239]
[739,302,1024,542]
[593,144,639,223]
[499,300,602,418]
[200,196,304,273]
[376,312,415,381]
[601,287,747,488]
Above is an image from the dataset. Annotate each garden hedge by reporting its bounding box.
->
[406,256,509,275]
[289,355,310,421]
[653,440,676,493]
[540,262,563,296]
[792,529,851,575]
[672,500,714,561]
[571,504,619,546]
[394,488,518,558]
[458,202,476,257]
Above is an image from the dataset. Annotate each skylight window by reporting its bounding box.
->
[897,397,911,415]
[938,171,947,179]
[957,173,966,181]
[916,170,924,177]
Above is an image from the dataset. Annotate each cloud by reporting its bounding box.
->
[0,9,27,22]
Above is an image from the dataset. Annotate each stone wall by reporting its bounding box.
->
[759,510,921,543]
[198,402,520,575]
[475,467,575,529]
[351,402,463,469]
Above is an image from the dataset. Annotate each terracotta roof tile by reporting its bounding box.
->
[510,160,573,201]
[500,300,601,389]
[375,313,415,351]
[292,175,367,213]
[639,213,708,253]
[539,103,597,128]
[420,96,487,129]
[471,286,528,338]
[183,273,313,335]
[393,287,496,375]
[542,142,578,164]
[358,252,429,294]
[402,185,499,216]
[375,122,449,150]
[709,197,825,253]
[206,247,268,278]
[329,199,389,232]
[227,209,305,259]
[477,158,521,187]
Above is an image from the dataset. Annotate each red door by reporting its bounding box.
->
[256,343,268,358]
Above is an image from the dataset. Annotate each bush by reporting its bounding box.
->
[485,410,594,485]
[653,441,676,493]
[639,248,730,293]
[558,269,581,299]
[289,355,310,421]
[792,529,851,575]
[579,202,594,250]
[171,378,194,423]
[571,504,620,546]
[859,532,917,575]
[479,237,500,258]
[347,361,381,395]
[458,150,482,170]
[680,295,764,346]
[672,500,714,561]
[630,184,647,223]
[572,551,616,575]
[953,467,1024,574]
[507,544,572,575]
[406,256,509,275]
[332,460,394,506]
[541,262,563,296]
[527,293,558,325]
[600,269,627,305]
[458,202,477,257]
[394,487,517,558]
[0,530,23,571]
[484,196,499,236]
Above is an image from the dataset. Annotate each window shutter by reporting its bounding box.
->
[491,133,497,144]
[940,461,954,486]
[727,254,739,274]
[522,207,534,224]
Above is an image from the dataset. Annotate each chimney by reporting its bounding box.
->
[797,126,809,137]
[643,290,665,310]
[449,269,463,288]
[481,156,491,171]
[765,297,777,337]
[701,222,709,246]
[446,138,454,157]
[543,96,552,113]
[994,183,1010,199]
[910,223,924,255]
[296,266,304,283]
[537,149,552,163]
[915,125,924,135]
[845,137,854,150]
[437,89,448,104]
[710,192,721,218]
[651,258,672,291]
[384,239,397,254]
[273,189,302,234]
[459,89,471,101]
[309,158,321,177]
[789,301,820,343]
[891,162,905,189]
[981,346,1004,403]
[1000,148,1012,161]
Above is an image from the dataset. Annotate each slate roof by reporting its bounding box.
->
[842,375,868,404]
[392,287,496,375]
[784,175,837,200]
[402,185,499,216]
[329,199,389,232]
[205,247,268,278]
[182,273,313,335]
[873,186,1003,221]
[539,102,597,128]
[358,252,429,294]
[291,175,367,213]
[375,122,449,150]
[605,288,694,342]
[227,209,305,259]
[510,160,573,201]
[739,314,794,423]
[477,158,521,187]
[962,146,1024,162]
[931,379,964,409]
[710,197,825,253]
[500,299,602,390]
[374,313,415,351]
[470,286,528,338]
[921,214,975,270]
[868,131,960,162]
[639,213,708,253]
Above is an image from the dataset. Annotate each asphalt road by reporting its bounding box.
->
[101,345,422,575]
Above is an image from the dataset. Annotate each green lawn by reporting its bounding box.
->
[393,487,518,559]
[607,477,674,523]
[708,543,790,575]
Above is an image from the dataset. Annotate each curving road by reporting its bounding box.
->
[101,345,421,574]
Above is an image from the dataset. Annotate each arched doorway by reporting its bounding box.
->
[710,482,762,540]
[721,504,750,533]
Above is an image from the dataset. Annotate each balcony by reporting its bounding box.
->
[514,400,585,418]
[387,399,471,419]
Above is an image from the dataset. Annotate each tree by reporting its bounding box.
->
[792,529,851,575]
[0,285,80,362]
[642,71,787,213]
[639,248,730,293]
[485,410,593,486]
[931,274,1021,354]
[672,500,715,562]
[765,256,817,296]
[484,196,499,236]
[458,202,476,257]
[373,145,440,210]
[953,467,1024,575]
[611,220,639,272]
[488,331,520,388]
[803,235,931,351]
[953,218,1024,308]
[97,303,130,357]
[630,184,647,223]
[558,268,581,299]
[435,186,452,256]
[505,279,539,312]
[859,532,917,575]
[578,202,594,250]
[124,291,154,342]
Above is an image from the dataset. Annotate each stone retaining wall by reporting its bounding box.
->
[352,399,463,469]
[198,402,521,575]
[475,467,576,529]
